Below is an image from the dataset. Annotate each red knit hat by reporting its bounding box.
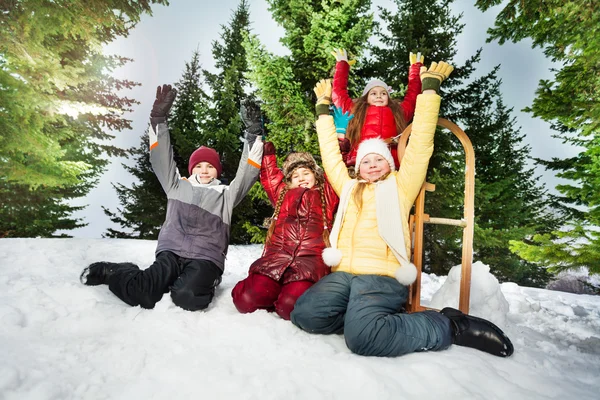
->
[188,146,222,177]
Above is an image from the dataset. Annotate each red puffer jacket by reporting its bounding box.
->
[332,60,422,168]
[249,152,339,284]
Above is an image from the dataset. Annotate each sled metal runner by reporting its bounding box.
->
[397,118,475,314]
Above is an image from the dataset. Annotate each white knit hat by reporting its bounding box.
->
[361,79,393,97]
[355,138,396,172]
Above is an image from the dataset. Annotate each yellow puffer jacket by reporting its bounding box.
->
[316,93,441,277]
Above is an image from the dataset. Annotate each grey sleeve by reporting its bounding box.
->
[149,122,181,196]
[225,136,261,208]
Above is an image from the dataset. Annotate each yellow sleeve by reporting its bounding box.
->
[316,115,351,196]
[396,93,441,213]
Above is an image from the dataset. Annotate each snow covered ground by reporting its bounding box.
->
[0,238,598,400]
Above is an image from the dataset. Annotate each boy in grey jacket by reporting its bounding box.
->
[80,84,264,311]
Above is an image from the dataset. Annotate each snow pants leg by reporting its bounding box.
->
[169,258,223,311]
[107,251,179,309]
[291,272,353,334]
[275,280,314,320]
[343,275,452,357]
[232,273,281,314]
[232,274,314,320]
[108,251,222,311]
[291,272,453,357]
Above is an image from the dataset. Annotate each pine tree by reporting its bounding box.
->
[202,0,271,244]
[0,0,166,186]
[0,183,87,238]
[245,0,373,156]
[204,0,250,178]
[358,0,559,285]
[0,0,166,236]
[169,52,212,174]
[475,0,600,275]
[103,132,165,239]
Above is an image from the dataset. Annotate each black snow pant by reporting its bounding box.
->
[107,251,223,311]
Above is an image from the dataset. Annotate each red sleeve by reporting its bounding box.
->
[399,62,422,123]
[260,153,285,206]
[332,61,355,113]
[323,176,340,228]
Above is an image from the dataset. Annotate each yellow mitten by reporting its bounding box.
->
[314,79,332,115]
[409,51,424,65]
[420,61,454,93]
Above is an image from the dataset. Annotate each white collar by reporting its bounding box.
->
[188,174,221,187]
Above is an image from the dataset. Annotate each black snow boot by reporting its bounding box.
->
[80,262,134,286]
[440,307,514,357]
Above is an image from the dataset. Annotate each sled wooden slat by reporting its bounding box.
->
[426,217,467,227]
[398,118,475,314]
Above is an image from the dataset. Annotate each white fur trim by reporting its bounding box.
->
[355,138,396,172]
[322,247,343,267]
[395,263,418,286]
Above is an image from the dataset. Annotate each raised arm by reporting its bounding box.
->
[399,52,424,123]
[260,142,285,206]
[314,79,351,195]
[226,133,263,208]
[331,49,355,113]
[148,84,180,196]
[397,61,454,213]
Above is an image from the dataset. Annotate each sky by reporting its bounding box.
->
[1,238,599,399]
[64,0,579,238]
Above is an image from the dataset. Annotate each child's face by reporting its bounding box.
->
[358,153,391,182]
[192,162,218,183]
[288,167,316,189]
[367,86,389,106]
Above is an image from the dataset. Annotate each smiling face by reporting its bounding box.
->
[288,167,316,189]
[367,86,389,107]
[358,153,391,182]
[191,162,218,183]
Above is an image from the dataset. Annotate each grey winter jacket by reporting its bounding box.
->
[149,121,261,271]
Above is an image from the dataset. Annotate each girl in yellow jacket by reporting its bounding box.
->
[290,64,514,358]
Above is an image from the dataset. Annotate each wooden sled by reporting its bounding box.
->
[396,118,475,314]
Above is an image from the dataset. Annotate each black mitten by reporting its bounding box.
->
[150,84,177,130]
[240,99,264,138]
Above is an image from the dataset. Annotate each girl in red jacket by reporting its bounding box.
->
[331,49,423,169]
[232,143,339,320]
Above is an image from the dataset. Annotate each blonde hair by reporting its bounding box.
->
[352,171,392,211]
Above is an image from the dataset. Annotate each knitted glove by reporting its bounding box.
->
[409,51,424,66]
[330,48,356,66]
[263,141,276,156]
[314,79,332,116]
[332,105,354,136]
[240,99,265,138]
[420,61,454,94]
[150,84,177,130]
